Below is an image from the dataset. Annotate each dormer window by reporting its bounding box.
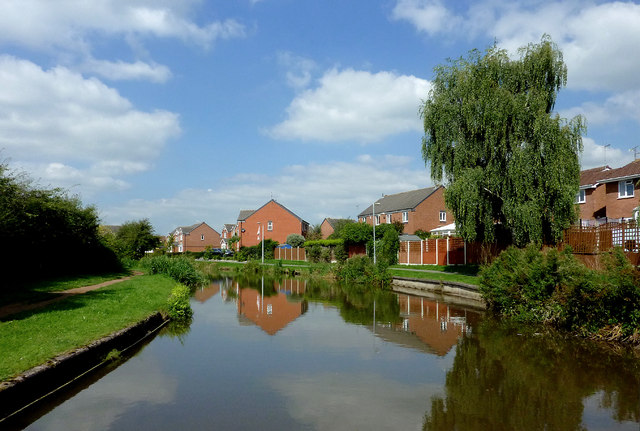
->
[619,180,634,198]
[576,189,586,204]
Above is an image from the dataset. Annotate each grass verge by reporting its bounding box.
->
[0,274,175,382]
[0,271,133,307]
[389,268,480,285]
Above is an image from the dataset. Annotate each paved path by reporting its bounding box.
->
[0,272,143,320]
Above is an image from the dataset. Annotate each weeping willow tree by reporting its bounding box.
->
[421,36,585,246]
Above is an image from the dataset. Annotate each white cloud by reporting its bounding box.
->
[278,52,317,89]
[81,58,172,83]
[560,89,640,126]
[0,55,180,195]
[268,68,431,143]
[391,1,640,93]
[0,0,245,52]
[101,154,432,234]
[580,137,630,170]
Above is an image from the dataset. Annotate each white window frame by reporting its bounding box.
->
[386,214,391,224]
[201,234,205,240]
[402,211,408,223]
[267,221,273,231]
[619,180,634,198]
[576,189,586,204]
[439,211,446,222]
[375,215,380,225]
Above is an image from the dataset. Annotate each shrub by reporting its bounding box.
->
[334,242,348,263]
[307,244,322,263]
[166,284,193,320]
[286,233,305,248]
[320,247,333,263]
[333,255,391,288]
[140,255,204,288]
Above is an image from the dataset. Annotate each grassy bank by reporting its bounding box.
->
[389,268,480,285]
[0,274,176,381]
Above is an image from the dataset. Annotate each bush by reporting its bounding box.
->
[480,245,640,342]
[307,244,322,263]
[333,255,391,288]
[320,247,333,263]
[166,284,193,320]
[334,242,348,263]
[236,239,278,261]
[139,255,204,288]
[286,233,305,248]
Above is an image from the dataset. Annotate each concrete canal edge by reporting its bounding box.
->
[391,276,486,308]
[0,312,169,422]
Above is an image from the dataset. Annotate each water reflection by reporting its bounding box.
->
[423,322,640,430]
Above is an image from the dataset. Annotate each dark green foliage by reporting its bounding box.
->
[339,222,372,245]
[304,239,344,247]
[327,219,355,239]
[0,163,121,285]
[236,239,278,261]
[286,233,305,247]
[307,244,322,263]
[320,247,332,263]
[114,219,160,260]
[421,36,584,246]
[414,229,431,239]
[480,245,640,341]
[372,224,401,265]
[139,255,204,288]
[333,255,391,288]
[166,284,193,320]
[334,242,348,263]
[306,224,323,240]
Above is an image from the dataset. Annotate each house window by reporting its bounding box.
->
[201,234,205,240]
[387,214,392,224]
[619,180,634,198]
[576,189,586,204]
[375,215,380,225]
[178,245,183,253]
[267,221,273,231]
[402,211,408,223]
[439,211,446,222]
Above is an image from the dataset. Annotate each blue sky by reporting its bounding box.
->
[2,0,639,235]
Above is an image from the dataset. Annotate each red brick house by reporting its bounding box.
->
[578,160,640,223]
[170,222,221,253]
[358,186,453,234]
[235,200,309,249]
[220,223,236,250]
[320,218,353,239]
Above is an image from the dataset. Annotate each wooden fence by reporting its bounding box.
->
[562,221,640,266]
[274,247,306,261]
[397,237,503,266]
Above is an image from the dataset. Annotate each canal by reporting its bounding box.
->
[11,277,640,430]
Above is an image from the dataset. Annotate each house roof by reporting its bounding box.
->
[579,160,640,187]
[579,165,611,188]
[247,199,309,226]
[237,210,255,221]
[323,218,352,228]
[597,159,640,183]
[358,186,439,217]
[224,223,235,232]
[173,222,219,235]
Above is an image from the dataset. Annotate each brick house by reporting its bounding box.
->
[357,186,453,234]
[320,218,353,239]
[578,160,640,223]
[220,223,236,250]
[235,200,310,249]
[170,222,221,253]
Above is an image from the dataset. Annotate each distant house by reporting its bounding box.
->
[220,223,236,250]
[235,200,309,249]
[320,218,353,239]
[358,186,453,234]
[170,222,221,253]
[578,160,640,223]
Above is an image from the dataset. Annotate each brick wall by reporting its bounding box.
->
[183,223,221,252]
[320,219,334,239]
[241,201,307,247]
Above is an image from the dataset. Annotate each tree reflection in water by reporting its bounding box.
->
[423,322,640,430]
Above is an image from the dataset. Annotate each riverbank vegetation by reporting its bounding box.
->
[480,245,640,345]
[0,274,176,381]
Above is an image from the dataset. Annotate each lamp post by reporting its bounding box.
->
[372,201,380,264]
[257,221,264,264]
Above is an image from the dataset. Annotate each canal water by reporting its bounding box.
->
[12,277,640,430]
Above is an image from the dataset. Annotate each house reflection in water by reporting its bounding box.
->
[193,282,222,303]
[236,279,308,335]
[374,294,482,356]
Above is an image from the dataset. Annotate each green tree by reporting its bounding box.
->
[116,219,160,260]
[420,36,585,246]
[306,224,323,240]
[286,233,305,247]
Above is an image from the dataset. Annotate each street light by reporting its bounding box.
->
[257,221,264,264]
[372,201,381,264]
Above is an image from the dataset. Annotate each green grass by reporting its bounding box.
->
[389,264,480,276]
[389,268,480,285]
[0,271,133,307]
[0,274,176,381]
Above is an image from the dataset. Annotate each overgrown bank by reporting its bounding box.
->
[480,245,640,345]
